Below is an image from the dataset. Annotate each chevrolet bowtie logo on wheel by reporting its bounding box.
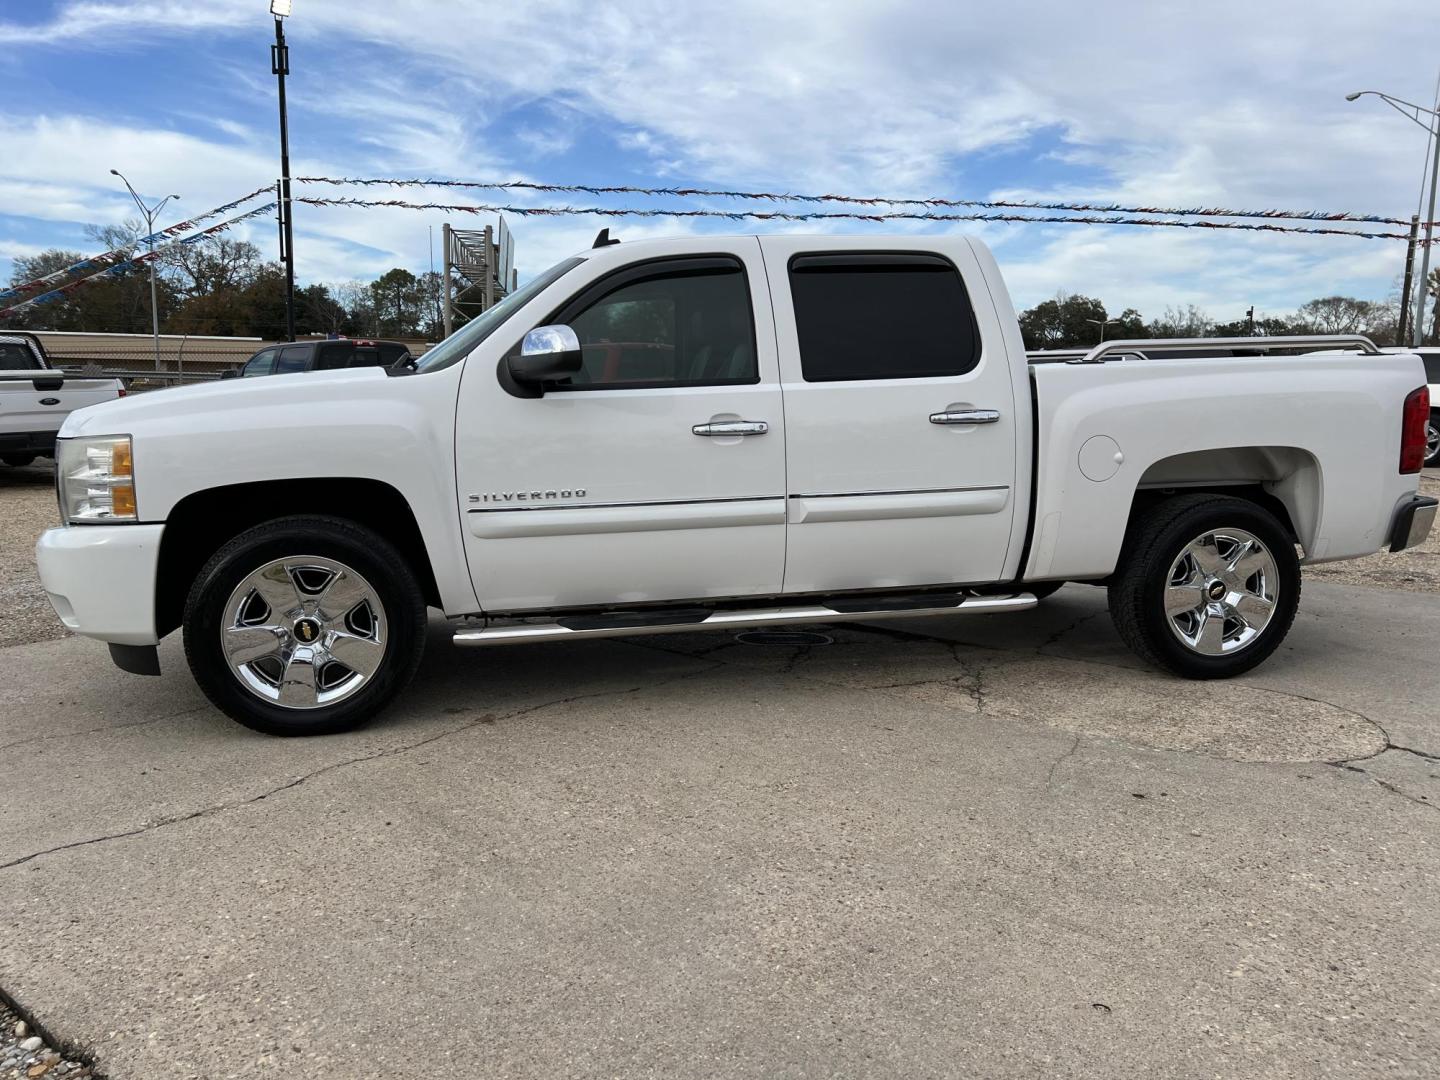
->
[294,618,320,643]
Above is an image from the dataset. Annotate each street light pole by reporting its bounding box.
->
[1085,317,1120,344]
[1347,87,1440,347]
[110,169,179,372]
[271,0,297,341]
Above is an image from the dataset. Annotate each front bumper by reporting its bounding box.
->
[1389,495,1438,553]
[35,523,164,646]
[0,430,58,457]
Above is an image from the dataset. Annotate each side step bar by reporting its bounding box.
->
[453,593,1037,647]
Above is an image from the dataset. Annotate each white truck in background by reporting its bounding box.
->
[35,233,1437,736]
[0,332,124,467]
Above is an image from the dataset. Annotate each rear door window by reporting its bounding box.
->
[316,342,354,370]
[788,253,981,381]
[275,346,311,374]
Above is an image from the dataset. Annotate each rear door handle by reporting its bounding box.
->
[693,420,769,436]
[929,409,1000,425]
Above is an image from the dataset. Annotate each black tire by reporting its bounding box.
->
[183,515,427,736]
[1425,411,1440,468]
[1107,494,1300,679]
[2,453,35,468]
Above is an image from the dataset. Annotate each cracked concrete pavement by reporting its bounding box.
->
[2,574,1438,1079]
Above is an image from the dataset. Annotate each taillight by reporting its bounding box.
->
[117,387,127,398]
[1400,385,1429,474]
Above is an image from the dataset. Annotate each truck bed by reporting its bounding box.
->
[1025,339,1427,582]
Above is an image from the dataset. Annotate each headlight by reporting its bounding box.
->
[57,435,137,523]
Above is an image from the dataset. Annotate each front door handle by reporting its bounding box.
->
[929,409,1001,425]
[693,420,769,437]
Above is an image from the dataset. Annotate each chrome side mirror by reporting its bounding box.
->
[508,325,583,389]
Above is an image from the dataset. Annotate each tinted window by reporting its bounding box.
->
[1423,353,1440,384]
[0,342,40,370]
[316,342,353,370]
[242,348,277,377]
[561,260,757,389]
[275,345,310,374]
[349,347,387,368]
[788,253,980,381]
[376,343,410,366]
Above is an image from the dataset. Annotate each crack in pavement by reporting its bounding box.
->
[0,660,725,873]
[1045,734,1082,791]
[841,617,1440,792]
[0,704,210,755]
[1036,609,1108,653]
[1324,761,1439,815]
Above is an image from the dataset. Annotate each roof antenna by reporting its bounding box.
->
[592,227,620,248]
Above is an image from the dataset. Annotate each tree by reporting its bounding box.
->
[1145,304,1214,338]
[368,268,431,338]
[331,281,376,337]
[1112,307,1147,339]
[300,284,348,336]
[1017,292,1110,349]
[1212,314,1298,337]
[1292,296,1376,335]
[161,236,263,299]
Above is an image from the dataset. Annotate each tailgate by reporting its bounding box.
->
[0,374,123,436]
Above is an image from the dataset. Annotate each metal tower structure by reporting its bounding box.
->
[441,218,517,337]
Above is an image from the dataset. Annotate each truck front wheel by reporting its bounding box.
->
[182,516,427,735]
[1108,495,1300,679]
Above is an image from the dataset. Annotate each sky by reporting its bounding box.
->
[3,0,1440,322]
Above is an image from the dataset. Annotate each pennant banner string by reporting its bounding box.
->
[294,196,1415,242]
[296,176,1431,229]
[0,202,277,320]
[0,185,274,305]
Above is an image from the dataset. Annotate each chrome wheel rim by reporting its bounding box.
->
[1164,528,1279,656]
[1427,421,1439,463]
[221,555,386,710]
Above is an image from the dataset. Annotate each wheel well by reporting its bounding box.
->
[1127,445,1322,554]
[1129,484,1298,540]
[156,478,442,637]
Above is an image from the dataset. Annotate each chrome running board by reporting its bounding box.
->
[453,593,1037,646]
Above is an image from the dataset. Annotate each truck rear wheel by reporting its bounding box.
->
[1108,494,1300,679]
[182,516,427,736]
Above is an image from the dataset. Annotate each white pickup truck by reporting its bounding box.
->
[35,234,1437,735]
[1,332,124,467]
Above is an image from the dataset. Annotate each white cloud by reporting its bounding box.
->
[0,1,248,44]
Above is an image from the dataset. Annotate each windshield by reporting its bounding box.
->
[414,256,586,373]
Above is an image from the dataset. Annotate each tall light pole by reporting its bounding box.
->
[271,0,297,341]
[110,169,179,371]
[1085,317,1121,344]
[1347,87,1440,347]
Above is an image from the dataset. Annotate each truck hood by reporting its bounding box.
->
[59,367,391,438]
